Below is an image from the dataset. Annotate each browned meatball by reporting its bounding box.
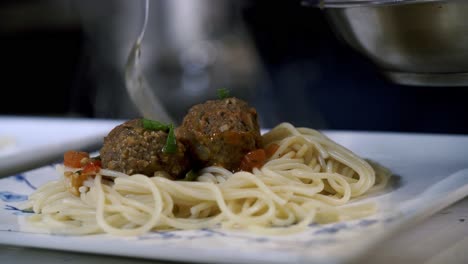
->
[177,97,262,171]
[100,119,190,178]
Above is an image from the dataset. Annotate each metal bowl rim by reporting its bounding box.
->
[303,0,459,8]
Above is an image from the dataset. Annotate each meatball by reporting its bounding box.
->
[177,97,262,171]
[100,119,190,178]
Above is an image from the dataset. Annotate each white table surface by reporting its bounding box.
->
[355,197,468,264]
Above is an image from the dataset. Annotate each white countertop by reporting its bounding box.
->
[357,197,468,264]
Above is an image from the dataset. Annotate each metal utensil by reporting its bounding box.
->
[125,0,173,122]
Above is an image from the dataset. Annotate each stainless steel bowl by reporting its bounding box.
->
[309,0,468,86]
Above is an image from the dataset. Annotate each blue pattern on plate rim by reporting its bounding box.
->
[0,169,398,246]
[0,191,28,202]
[14,174,37,190]
[135,217,394,245]
[4,205,33,215]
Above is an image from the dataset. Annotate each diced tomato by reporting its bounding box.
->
[265,143,279,159]
[91,159,101,167]
[82,159,101,175]
[64,151,89,168]
[240,149,266,172]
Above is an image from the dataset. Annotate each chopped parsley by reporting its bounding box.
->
[142,118,177,154]
[162,124,177,154]
[183,170,198,181]
[217,88,230,100]
[142,118,170,132]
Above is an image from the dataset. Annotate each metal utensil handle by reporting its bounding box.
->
[125,0,174,123]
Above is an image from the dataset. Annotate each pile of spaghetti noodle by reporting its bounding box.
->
[22,123,390,236]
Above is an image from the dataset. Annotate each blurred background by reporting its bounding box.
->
[2,0,468,134]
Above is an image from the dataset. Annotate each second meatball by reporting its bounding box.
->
[177,97,262,171]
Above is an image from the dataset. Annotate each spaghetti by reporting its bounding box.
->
[22,123,390,236]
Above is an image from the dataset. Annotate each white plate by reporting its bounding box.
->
[1,131,468,264]
[0,116,123,177]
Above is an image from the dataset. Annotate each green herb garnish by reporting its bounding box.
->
[162,124,177,154]
[217,88,230,100]
[142,118,177,154]
[183,169,198,181]
[142,118,170,132]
